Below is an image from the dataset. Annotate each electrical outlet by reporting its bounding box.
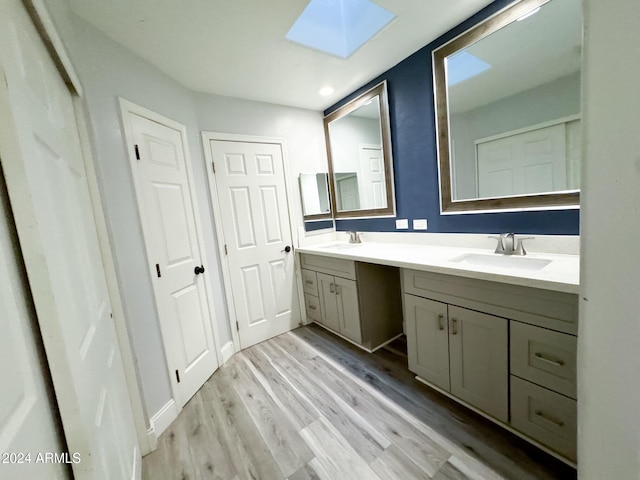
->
[395,219,409,230]
[413,219,428,230]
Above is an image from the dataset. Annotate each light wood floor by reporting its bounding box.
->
[142,324,576,480]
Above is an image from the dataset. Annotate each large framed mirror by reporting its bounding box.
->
[434,0,582,213]
[324,81,395,218]
[299,172,332,220]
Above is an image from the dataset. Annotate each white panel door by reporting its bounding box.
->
[209,139,299,349]
[0,163,68,480]
[476,124,567,198]
[0,1,139,479]
[358,144,385,209]
[127,111,219,407]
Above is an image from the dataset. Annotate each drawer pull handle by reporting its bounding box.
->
[437,314,445,331]
[451,318,458,335]
[305,280,314,285]
[534,410,564,427]
[309,305,317,310]
[336,285,341,295]
[330,283,335,293]
[534,352,565,367]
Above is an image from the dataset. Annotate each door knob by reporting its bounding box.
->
[194,265,205,275]
[281,245,292,253]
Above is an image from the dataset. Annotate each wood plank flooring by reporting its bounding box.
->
[142,325,576,480]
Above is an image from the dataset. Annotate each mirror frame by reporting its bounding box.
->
[433,0,580,213]
[324,81,396,218]
[298,173,333,221]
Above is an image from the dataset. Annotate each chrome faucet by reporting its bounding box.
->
[490,233,532,255]
[347,231,362,244]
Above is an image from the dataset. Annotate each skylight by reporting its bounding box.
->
[286,0,396,59]
[446,51,491,86]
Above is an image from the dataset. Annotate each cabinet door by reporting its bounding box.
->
[449,306,508,422]
[317,273,340,331]
[404,295,450,391]
[336,277,361,343]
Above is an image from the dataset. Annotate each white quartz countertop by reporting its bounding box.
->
[296,241,580,294]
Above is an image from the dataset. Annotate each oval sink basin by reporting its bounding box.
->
[449,253,552,271]
[316,242,362,251]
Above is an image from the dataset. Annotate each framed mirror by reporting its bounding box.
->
[434,0,582,213]
[299,172,332,220]
[324,81,395,218]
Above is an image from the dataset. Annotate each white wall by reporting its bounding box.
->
[328,115,381,173]
[579,0,640,477]
[193,91,328,238]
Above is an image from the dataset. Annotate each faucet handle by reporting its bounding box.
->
[513,236,534,255]
[347,231,362,244]
[488,235,506,253]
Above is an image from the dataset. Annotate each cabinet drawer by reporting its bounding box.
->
[300,254,356,280]
[304,293,321,322]
[510,376,576,461]
[301,269,318,296]
[511,321,577,399]
[402,269,578,335]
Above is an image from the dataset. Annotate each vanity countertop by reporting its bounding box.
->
[296,242,579,294]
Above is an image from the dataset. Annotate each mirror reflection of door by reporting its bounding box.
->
[358,144,385,208]
[335,173,360,211]
[475,123,568,199]
[328,95,386,212]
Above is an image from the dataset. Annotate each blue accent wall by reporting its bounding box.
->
[325,0,580,235]
[304,219,334,231]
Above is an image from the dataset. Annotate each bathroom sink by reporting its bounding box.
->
[448,253,552,271]
[316,242,362,251]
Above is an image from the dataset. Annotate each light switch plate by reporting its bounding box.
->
[413,219,428,230]
[395,219,409,230]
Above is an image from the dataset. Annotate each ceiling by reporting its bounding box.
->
[67,0,493,111]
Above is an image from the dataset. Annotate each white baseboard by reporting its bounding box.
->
[141,426,157,455]
[221,340,235,364]
[149,399,178,438]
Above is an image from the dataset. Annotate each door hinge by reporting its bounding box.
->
[175,369,181,383]
[155,263,161,278]
[224,244,228,255]
[134,144,140,160]
[212,162,215,173]
[236,320,239,331]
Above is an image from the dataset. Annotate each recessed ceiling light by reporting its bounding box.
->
[319,86,334,96]
[517,6,541,21]
[286,0,396,59]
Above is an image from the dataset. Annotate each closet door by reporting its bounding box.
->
[0,2,139,478]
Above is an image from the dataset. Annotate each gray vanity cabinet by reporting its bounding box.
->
[405,295,450,390]
[405,294,508,422]
[300,253,403,351]
[317,273,361,343]
[403,268,578,463]
[449,305,508,423]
